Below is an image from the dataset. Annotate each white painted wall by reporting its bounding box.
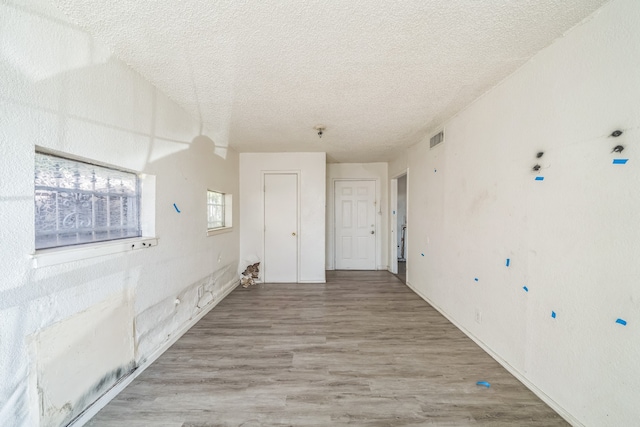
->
[405,0,640,425]
[388,153,408,180]
[0,2,240,426]
[326,163,388,270]
[239,153,326,283]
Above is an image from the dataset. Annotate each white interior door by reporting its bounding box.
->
[335,180,376,270]
[264,173,298,282]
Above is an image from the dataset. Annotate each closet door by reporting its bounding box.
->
[264,173,298,282]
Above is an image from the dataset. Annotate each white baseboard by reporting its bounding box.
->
[67,278,240,427]
[404,280,584,427]
[298,280,326,283]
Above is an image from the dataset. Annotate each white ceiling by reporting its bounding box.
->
[53,0,609,163]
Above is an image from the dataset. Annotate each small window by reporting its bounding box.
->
[207,190,225,229]
[207,190,232,235]
[35,152,141,250]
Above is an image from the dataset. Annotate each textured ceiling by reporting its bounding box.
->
[52,0,609,163]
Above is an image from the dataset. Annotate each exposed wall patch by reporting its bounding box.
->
[35,293,135,427]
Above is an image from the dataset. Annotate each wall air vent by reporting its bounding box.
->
[430,130,444,148]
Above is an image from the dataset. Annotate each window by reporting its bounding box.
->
[207,190,225,229]
[35,152,141,250]
[207,190,232,235]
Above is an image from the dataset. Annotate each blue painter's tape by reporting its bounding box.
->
[474,278,479,282]
[522,286,529,292]
[551,311,557,318]
[535,176,544,181]
[613,159,629,165]
[616,318,627,326]
[421,253,425,256]
[476,381,491,388]
[173,203,181,213]
[505,258,510,267]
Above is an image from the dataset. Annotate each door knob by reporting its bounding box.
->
[292,232,296,236]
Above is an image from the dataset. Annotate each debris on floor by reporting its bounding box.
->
[241,262,260,288]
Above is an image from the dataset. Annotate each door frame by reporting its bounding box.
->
[390,178,398,275]
[262,171,301,283]
[389,170,408,277]
[332,178,379,270]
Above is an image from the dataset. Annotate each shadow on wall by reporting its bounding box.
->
[0,1,238,426]
[0,1,230,166]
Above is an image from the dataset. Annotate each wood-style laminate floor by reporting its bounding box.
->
[87,271,568,427]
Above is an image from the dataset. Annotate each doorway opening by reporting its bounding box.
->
[390,172,407,283]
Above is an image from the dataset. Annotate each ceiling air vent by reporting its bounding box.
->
[430,130,444,148]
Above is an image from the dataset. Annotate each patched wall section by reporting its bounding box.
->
[32,293,134,427]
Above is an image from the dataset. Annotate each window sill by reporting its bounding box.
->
[31,236,158,268]
[207,227,233,237]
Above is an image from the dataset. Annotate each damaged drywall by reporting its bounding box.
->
[32,293,134,427]
[0,1,241,426]
[135,262,238,363]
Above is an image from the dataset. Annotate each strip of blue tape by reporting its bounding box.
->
[421,253,425,256]
[616,318,627,326]
[476,381,490,388]
[474,278,479,282]
[523,286,529,292]
[505,258,510,267]
[173,203,181,213]
[613,159,629,165]
[535,176,544,181]
[551,311,556,318]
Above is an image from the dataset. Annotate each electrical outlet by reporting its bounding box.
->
[198,285,204,299]
[475,309,482,324]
